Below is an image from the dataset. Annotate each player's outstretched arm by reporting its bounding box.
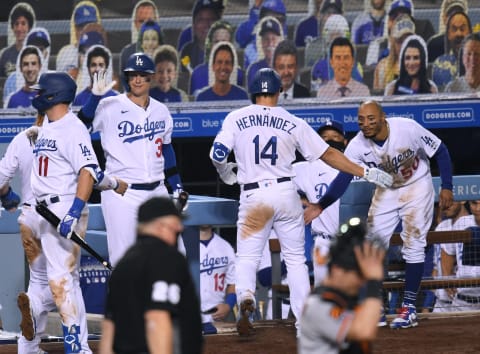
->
[320,147,364,177]
[320,147,393,188]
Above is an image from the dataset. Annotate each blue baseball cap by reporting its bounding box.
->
[79,31,104,52]
[27,30,50,48]
[259,18,282,36]
[317,120,345,136]
[74,4,98,26]
[388,0,413,17]
[321,0,343,14]
[261,0,286,16]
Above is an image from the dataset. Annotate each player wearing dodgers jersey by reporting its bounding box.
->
[0,115,57,353]
[294,120,347,286]
[200,226,236,335]
[441,200,480,311]
[30,71,126,354]
[210,68,392,336]
[87,53,185,266]
[312,100,454,329]
[432,201,470,312]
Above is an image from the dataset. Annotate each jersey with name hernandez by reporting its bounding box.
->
[214,104,329,184]
[92,94,173,183]
[345,118,441,188]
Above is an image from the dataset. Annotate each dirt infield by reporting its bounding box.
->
[1,314,479,353]
[203,314,480,354]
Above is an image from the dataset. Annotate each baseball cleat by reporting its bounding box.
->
[17,292,36,341]
[237,298,256,337]
[378,308,387,327]
[390,303,418,329]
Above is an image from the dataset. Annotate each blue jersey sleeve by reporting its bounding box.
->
[318,172,354,210]
[433,142,453,190]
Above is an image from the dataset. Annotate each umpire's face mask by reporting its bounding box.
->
[326,140,345,152]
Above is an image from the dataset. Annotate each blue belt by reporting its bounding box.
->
[243,177,291,191]
[130,181,161,191]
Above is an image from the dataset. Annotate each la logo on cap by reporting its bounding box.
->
[262,81,268,90]
[83,7,91,16]
[136,56,144,66]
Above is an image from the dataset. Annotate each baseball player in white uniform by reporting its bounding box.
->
[29,71,126,354]
[311,100,454,329]
[441,200,480,311]
[200,225,236,335]
[293,120,347,286]
[86,53,185,266]
[432,201,471,313]
[0,115,57,354]
[210,68,392,336]
[256,120,348,319]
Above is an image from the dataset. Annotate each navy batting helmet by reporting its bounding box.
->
[123,52,155,91]
[123,52,155,75]
[31,71,77,113]
[249,68,282,95]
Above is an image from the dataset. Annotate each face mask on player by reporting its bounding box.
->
[326,140,345,152]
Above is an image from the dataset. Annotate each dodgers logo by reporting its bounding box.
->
[315,182,329,200]
[118,117,166,143]
[136,55,143,66]
[200,254,229,275]
[33,137,57,155]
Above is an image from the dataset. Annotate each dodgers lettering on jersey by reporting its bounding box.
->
[345,118,441,188]
[31,112,99,199]
[200,234,235,317]
[92,94,173,182]
[200,253,230,275]
[213,105,328,185]
[117,118,166,143]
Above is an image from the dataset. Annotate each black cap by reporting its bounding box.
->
[328,217,366,272]
[138,197,183,223]
[192,0,224,18]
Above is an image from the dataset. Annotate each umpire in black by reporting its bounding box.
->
[99,197,202,354]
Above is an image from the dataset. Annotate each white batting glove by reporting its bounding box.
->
[363,167,393,188]
[91,69,116,97]
[218,162,237,185]
[25,126,41,146]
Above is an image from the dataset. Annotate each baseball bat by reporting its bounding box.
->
[35,203,113,271]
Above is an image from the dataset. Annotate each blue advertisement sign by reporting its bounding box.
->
[0,97,478,142]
